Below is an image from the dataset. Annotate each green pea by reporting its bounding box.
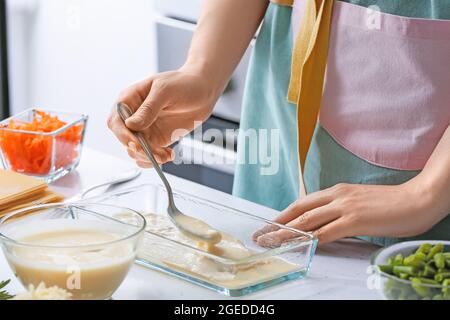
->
[399,273,410,280]
[411,278,433,298]
[378,265,394,275]
[415,252,427,261]
[404,254,426,268]
[422,265,437,278]
[393,265,418,277]
[442,279,450,296]
[416,243,433,255]
[434,253,446,269]
[417,277,439,285]
[434,272,450,283]
[427,244,444,260]
[393,253,404,266]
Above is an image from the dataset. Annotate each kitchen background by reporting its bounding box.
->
[0,0,255,193]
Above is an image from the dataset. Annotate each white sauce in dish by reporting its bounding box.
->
[138,214,298,289]
[173,214,222,249]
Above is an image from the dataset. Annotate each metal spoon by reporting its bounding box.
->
[80,167,141,199]
[116,103,222,245]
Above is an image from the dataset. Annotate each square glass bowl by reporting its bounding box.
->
[85,183,317,297]
[0,109,88,183]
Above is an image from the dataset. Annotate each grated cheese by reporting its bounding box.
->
[12,282,72,300]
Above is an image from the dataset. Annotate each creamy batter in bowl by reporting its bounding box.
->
[0,203,146,300]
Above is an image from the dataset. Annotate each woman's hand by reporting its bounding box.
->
[255,124,450,246]
[254,181,444,246]
[107,67,219,167]
[108,0,267,167]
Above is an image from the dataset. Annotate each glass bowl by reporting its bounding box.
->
[84,183,318,297]
[371,240,450,300]
[0,203,146,300]
[0,109,88,183]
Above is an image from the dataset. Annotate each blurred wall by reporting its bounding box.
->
[7,0,157,158]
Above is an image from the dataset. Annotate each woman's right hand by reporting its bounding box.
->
[107,67,220,167]
[108,0,268,167]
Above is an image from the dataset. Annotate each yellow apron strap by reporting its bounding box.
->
[287,0,334,196]
[287,0,318,102]
[270,0,295,6]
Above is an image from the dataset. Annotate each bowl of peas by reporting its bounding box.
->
[371,241,450,300]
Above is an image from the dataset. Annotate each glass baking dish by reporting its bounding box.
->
[85,183,317,297]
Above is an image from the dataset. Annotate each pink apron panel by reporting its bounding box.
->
[292,0,450,171]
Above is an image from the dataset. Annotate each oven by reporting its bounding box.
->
[154,4,254,194]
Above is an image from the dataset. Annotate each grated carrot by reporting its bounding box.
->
[0,111,84,175]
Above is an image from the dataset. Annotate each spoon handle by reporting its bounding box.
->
[80,167,141,199]
[116,103,175,206]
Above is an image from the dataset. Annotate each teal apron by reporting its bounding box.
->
[233,0,450,247]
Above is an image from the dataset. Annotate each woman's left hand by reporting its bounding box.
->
[253,181,443,246]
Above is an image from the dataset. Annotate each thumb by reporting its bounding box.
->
[125,91,164,131]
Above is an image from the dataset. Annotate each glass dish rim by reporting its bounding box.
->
[0,108,89,136]
[370,240,450,289]
[0,202,147,250]
[83,183,318,266]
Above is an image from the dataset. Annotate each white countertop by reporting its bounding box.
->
[0,148,381,300]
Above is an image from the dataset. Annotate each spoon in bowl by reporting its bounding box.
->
[116,103,222,246]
